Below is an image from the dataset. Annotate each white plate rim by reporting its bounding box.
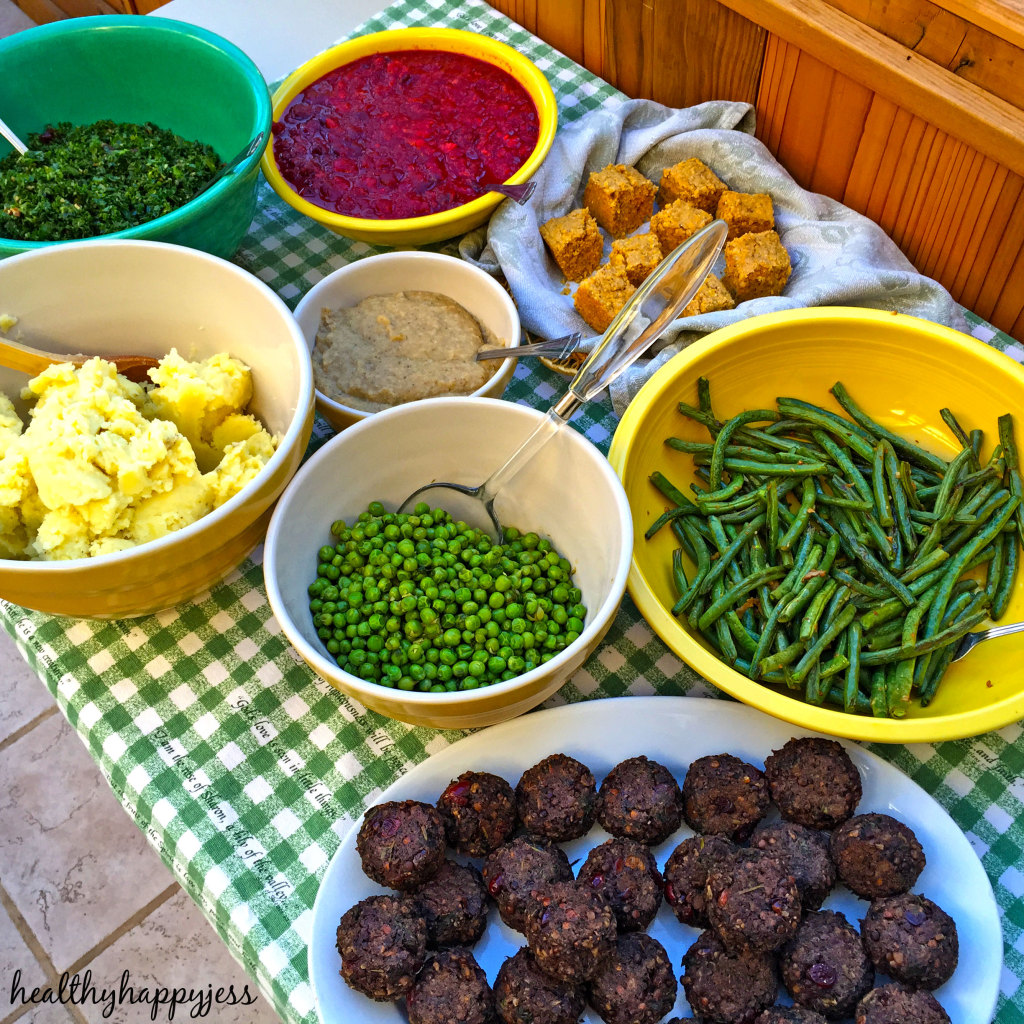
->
[309,695,1002,1024]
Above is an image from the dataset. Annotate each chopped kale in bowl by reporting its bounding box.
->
[0,120,221,242]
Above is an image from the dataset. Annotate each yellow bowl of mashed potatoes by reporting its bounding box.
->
[0,239,315,618]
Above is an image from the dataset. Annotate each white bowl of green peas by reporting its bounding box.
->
[263,396,632,729]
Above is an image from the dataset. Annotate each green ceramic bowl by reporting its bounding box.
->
[0,16,271,260]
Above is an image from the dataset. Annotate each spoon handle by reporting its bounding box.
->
[0,336,69,376]
[0,115,27,155]
[477,222,727,508]
[565,219,727,408]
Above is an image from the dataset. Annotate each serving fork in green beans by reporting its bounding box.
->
[647,379,1023,718]
[308,502,586,693]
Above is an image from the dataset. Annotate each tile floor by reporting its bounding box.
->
[0,627,286,1024]
[0,4,282,1021]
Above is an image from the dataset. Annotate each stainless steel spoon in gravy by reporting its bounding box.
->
[398,219,729,539]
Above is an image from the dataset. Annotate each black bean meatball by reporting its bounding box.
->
[854,983,951,1024]
[482,835,574,932]
[860,893,959,990]
[663,834,736,928]
[516,753,598,842]
[523,880,618,984]
[752,821,837,910]
[335,893,428,1001]
[764,737,862,831]
[577,837,663,932]
[596,755,684,844]
[437,770,518,856]
[779,909,874,1020]
[355,799,447,891]
[680,929,778,1024]
[831,813,926,899]
[755,1008,829,1024]
[406,947,495,1024]
[494,947,586,1024]
[682,753,771,841]
[413,859,490,948]
[705,847,802,954]
[587,932,677,1024]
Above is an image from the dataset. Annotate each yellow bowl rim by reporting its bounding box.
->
[607,305,1024,743]
[260,27,558,239]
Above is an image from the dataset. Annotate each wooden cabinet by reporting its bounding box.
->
[489,0,1024,341]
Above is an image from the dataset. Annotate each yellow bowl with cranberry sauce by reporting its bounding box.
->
[261,28,557,246]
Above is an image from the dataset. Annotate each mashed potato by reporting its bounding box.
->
[0,351,278,561]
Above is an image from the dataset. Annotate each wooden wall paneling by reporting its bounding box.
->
[754,34,799,158]
[915,137,968,277]
[771,49,836,189]
[947,160,1006,300]
[962,174,1024,322]
[870,106,924,232]
[644,0,766,109]
[718,0,1024,178]
[806,71,874,200]
[920,143,977,282]
[827,0,1024,104]
[604,0,655,102]
[985,207,1024,333]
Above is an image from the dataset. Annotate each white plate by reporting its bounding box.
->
[309,696,1001,1024]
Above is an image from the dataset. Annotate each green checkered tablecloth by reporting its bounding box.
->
[3,1,1023,1021]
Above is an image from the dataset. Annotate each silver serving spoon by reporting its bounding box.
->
[476,332,584,362]
[398,219,728,539]
[0,115,28,155]
[950,619,1024,661]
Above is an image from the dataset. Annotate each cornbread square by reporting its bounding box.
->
[650,200,713,253]
[658,157,727,212]
[609,232,663,286]
[716,190,775,239]
[583,164,657,237]
[722,230,792,302]
[539,207,604,282]
[681,273,736,316]
[573,260,636,333]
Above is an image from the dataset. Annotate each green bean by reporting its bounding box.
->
[940,407,972,457]
[760,640,806,675]
[645,505,690,539]
[881,441,918,554]
[812,430,874,504]
[787,604,858,684]
[860,606,991,665]
[798,578,840,642]
[991,532,1018,621]
[776,397,876,461]
[920,493,1018,644]
[671,547,689,602]
[869,666,889,717]
[970,428,985,467]
[858,567,947,631]
[778,477,816,555]
[834,516,914,606]
[725,610,760,656]
[671,518,712,616]
[780,533,841,624]
[764,478,780,563]
[709,409,781,489]
[844,620,863,713]
[998,414,1024,545]
[871,443,894,527]
[886,587,938,716]
[917,591,983,705]
[941,488,1012,556]
[829,382,948,475]
[697,567,786,632]
[697,376,714,417]
[773,538,823,606]
[931,446,973,522]
[649,471,698,513]
[698,516,767,596]
[826,681,872,714]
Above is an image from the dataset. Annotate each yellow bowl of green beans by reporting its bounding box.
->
[608,307,1024,742]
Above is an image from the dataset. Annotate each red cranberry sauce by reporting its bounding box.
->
[273,49,540,220]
